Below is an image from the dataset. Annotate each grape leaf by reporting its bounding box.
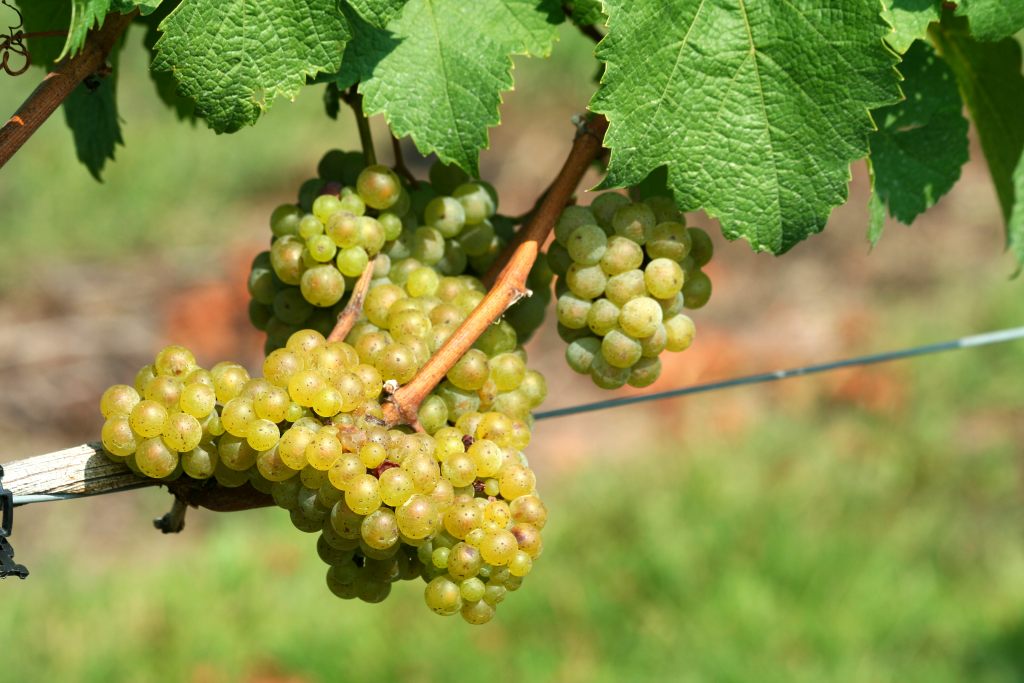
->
[346,0,406,27]
[353,0,563,175]
[56,1,164,60]
[63,52,124,180]
[139,3,196,122]
[881,0,940,53]
[869,42,968,230]
[932,17,1024,261]
[1010,153,1024,269]
[152,0,350,133]
[566,0,605,27]
[867,164,887,247]
[956,0,1024,41]
[591,0,902,254]
[15,1,70,66]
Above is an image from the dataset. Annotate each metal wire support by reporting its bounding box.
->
[0,464,29,579]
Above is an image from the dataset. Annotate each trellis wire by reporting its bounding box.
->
[533,325,1024,421]
[11,325,1024,507]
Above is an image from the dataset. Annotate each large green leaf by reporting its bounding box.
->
[139,2,196,122]
[932,17,1024,263]
[53,1,163,60]
[346,0,406,27]
[869,42,968,233]
[881,0,940,53]
[16,1,70,66]
[591,0,901,254]
[351,0,563,175]
[152,0,350,133]
[956,0,1024,41]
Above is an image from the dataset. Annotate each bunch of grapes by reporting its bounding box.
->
[249,153,550,353]
[99,151,558,625]
[549,192,713,389]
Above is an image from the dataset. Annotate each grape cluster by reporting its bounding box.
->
[549,192,713,389]
[249,153,550,353]
[100,151,554,625]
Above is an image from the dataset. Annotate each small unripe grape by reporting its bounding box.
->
[312,194,342,223]
[628,356,662,388]
[424,196,466,238]
[688,227,714,267]
[590,192,630,230]
[271,204,303,237]
[411,226,447,265]
[555,205,598,245]
[682,270,712,309]
[556,293,592,330]
[647,222,691,261]
[453,183,496,225]
[565,336,602,375]
[269,236,305,285]
[134,364,157,394]
[612,202,656,244]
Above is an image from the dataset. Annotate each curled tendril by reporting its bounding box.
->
[1,0,30,76]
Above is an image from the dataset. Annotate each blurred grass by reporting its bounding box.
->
[2,321,1024,683]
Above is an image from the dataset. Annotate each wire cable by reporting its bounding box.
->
[533,325,1024,421]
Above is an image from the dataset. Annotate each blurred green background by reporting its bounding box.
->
[2,18,1024,683]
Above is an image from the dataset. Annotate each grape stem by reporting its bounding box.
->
[343,87,377,166]
[381,113,609,426]
[327,259,376,342]
[0,10,135,170]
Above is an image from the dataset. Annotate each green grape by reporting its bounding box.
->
[644,258,685,299]
[221,397,257,437]
[364,283,407,327]
[555,205,597,245]
[480,529,518,566]
[270,204,302,237]
[319,150,363,184]
[182,441,218,479]
[428,160,470,195]
[601,328,643,368]
[604,269,646,307]
[461,599,496,625]
[491,391,531,422]
[263,348,303,388]
[459,221,495,256]
[566,224,607,266]
[682,270,712,309]
[135,437,179,479]
[162,412,203,452]
[600,235,644,275]
[248,252,279,305]
[509,550,533,577]
[361,508,400,550]
[257,445,298,482]
[378,212,404,241]
[101,415,137,456]
[352,364,383,399]
[100,384,140,418]
[424,575,462,616]
[436,240,467,276]
[327,453,364,491]
[155,345,197,378]
[144,375,182,409]
[339,189,366,216]
[358,216,387,256]
[688,227,714,267]
[566,263,607,299]
[453,183,495,225]
[473,320,517,356]
[445,540,483,579]
[556,292,592,330]
[587,298,620,336]
[380,468,416,507]
[435,381,481,421]
[278,426,315,470]
[377,343,418,384]
[460,576,487,602]
[647,222,691,261]
[326,211,360,248]
[447,348,489,391]
[247,418,281,451]
[498,463,535,499]
[664,314,696,352]
[312,195,343,224]
[345,473,382,515]
[289,369,326,407]
[424,196,466,238]
[336,246,370,277]
[611,203,656,244]
[639,324,668,358]
[301,265,346,307]
[388,309,432,344]
[518,370,548,408]
[628,356,662,388]
[404,267,439,298]
[590,353,630,389]
[619,296,664,339]
[644,195,684,223]
[312,386,342,417]
[396,494,437,539]
[418,395,449,434]
[411,226,446,265]
[306,234,337,262]
[253,385,290,422]
[489,353,526,392]
[354,331,391,367]
[273,287,313,325]
[134,364,157,394]
[590,192,630,230]
[270,236,305,285]
[249,302,273,332]
[298,214,324,239]
[306,429,343,470]
[509,494,547,528]
[565,336,601,374]
[356,165,402,210]
[658,291,686,318]
[129,400,168,438]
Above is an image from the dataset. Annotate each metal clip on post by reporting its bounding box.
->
[0,464,29,579]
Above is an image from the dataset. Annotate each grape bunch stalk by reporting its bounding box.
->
[98,152,553,625]
[550,192,713,388]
